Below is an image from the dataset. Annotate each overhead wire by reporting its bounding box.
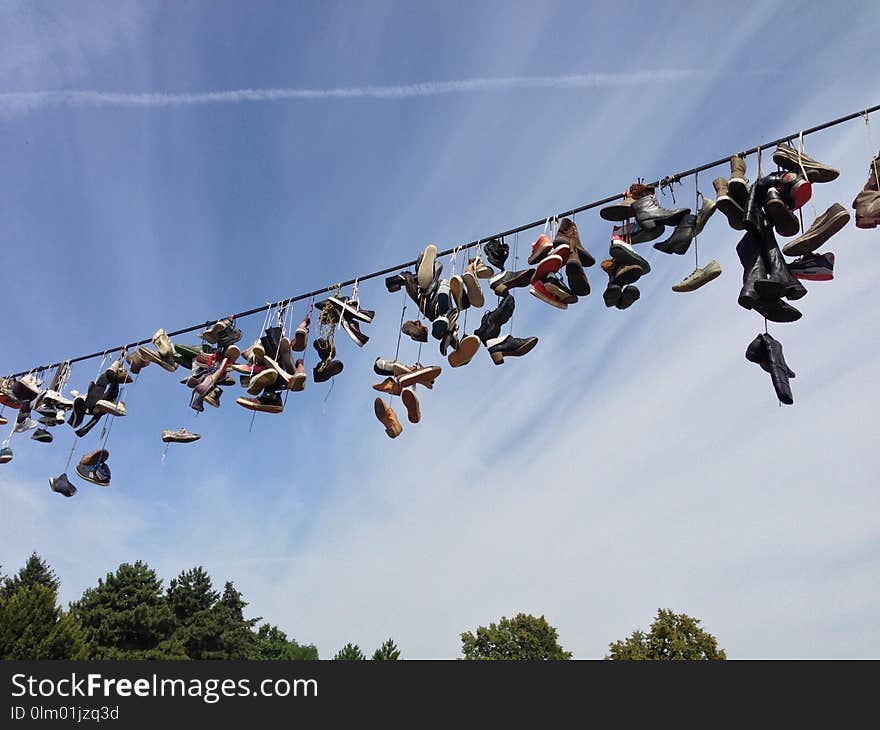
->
[6,101,880,378]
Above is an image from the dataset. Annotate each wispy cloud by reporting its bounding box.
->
[0,70,722,113]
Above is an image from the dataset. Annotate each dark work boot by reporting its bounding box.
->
[757,228,808,301]
[736,230,767,310]
[653,214,696,255]
[632,193,689,230]
[313,337,334,362]
[260,326,283,358]
[474,293,515,344]
[484,238,509,270]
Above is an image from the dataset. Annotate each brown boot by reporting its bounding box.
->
[374,397,403,438]
[553,218,595,267]
[853,190,880,229]
[728,155,749,205]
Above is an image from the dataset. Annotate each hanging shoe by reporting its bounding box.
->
[162,427,201,443]
[139,346,178,372]
[374,358,415,378]
[713,177,745,230]
[755,228,807,301]
[485,334,538,365]
[313,358,343,383]
[565,254,590,296]
[290,359,307,391]
[339,313,370,347]
[200,318,232,344]
[447,334,481,368]
[12,374,41,402]
[542,275,578,305]
[782,203,850,256]
[772,142,839,183]
[416,244,439,290]
[398,365,442,389]
[752,297,802,323]
[613,220,664,245]
[489,268,534,297]
[599,183,656,222]
[694,196,717,236]
[152,328,175,361]
[474,293,515,344]
[528,234,553,264]
[0,445,12,464]
[553,218,594,266]
[401,387,421,424]
[203,387,222,408]
[246,367,278,395]
[468,256,494,280]
[31,427,53,443]
[402,320,428,343]
[461,269,484,308]
[93,400,127,417]
[529,279,568,310]
[76,461,111,486]
[671,261,722,292]
[735,230,767,310]
[313,337,334,362]
[610,230,651,271]
[292,317,310,351]
[49,473,77,497]
[616,285,641,310]
[374,397,403,439]
[449,275,469,311]
[745,333,795,404]
[788,252,834,281]
[236,392,284,414]
[372,377,402,397]
[484,238,509,270]
[631,192,689,230]
[531,253,565,283]
[727,155,750,206]
[653,214,697,255]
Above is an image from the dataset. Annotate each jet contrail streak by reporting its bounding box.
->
[0,70,712,112]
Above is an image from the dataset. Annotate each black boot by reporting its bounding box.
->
[762,333,795,404]
[756,227,808,301]
[260,326,283,357]
[736,230,767,310]
[483,238,509,270]
[764,188,800,237]
[752,297,802,323]
[745,334,796,377]
[653,214,696,255]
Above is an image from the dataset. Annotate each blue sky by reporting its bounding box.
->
[2,0,880,658]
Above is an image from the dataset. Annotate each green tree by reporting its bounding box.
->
[371,638,401,660]
[1,552,59,599]
[606,609,726,660]
[167,567,218,625]
[334,643,366,660]
[461,613,572,660]
[252,624,319,660]
[71,561,175,659]
[0,584,89,659]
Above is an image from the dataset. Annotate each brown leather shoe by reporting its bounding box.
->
[374,397,403,438]
[372,377,402,396]
[401,319,428,343]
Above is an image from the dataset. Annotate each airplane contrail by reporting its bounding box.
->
[0,70,713,112]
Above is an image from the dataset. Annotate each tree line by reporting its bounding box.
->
[0,553,725,660]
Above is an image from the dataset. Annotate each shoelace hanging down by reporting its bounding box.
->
[4,100,880,379]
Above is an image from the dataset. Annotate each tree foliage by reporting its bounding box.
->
[334,643,366,660]
[372,638,401,661]
[253,624,319,660]
[461,613,572,660]
[1,552,59,599]
[606,609,726,660]
[0,583,88,660]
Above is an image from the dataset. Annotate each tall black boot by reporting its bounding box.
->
[761,333,795,405]
[757,227,808,301]
[736,230,767,309]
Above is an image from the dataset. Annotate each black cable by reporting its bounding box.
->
[8,101,880,378]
